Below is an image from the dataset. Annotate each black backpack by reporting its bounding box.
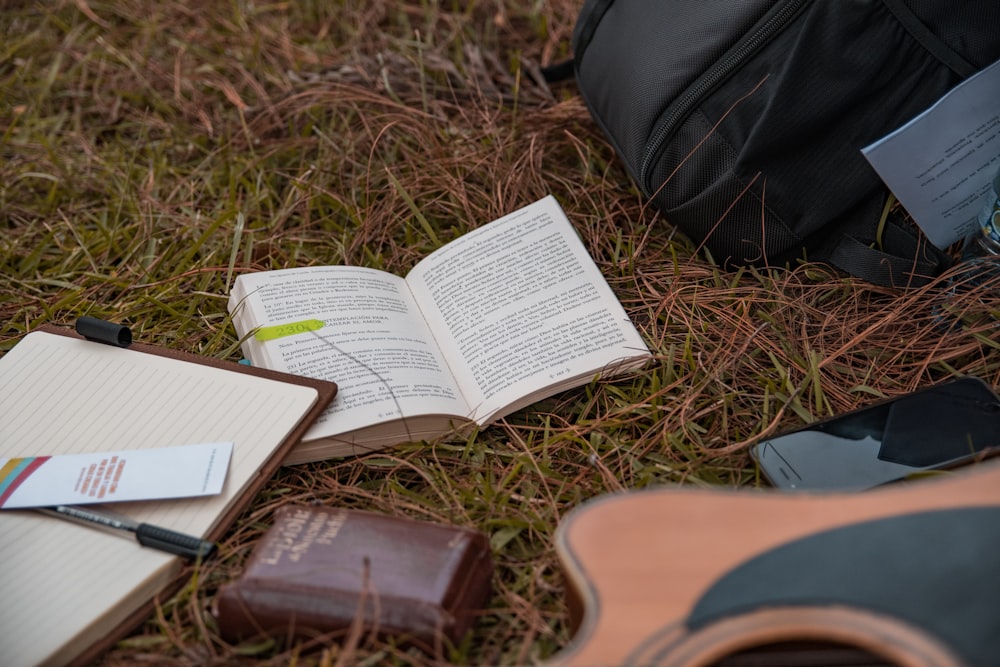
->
[567,0,1000,287]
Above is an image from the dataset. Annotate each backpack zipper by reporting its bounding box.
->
[638,0,810,193]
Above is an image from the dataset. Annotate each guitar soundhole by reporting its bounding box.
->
[710,640,896,667]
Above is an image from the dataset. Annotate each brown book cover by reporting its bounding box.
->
[213,505,494,651]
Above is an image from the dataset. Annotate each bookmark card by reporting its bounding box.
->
[0,442,233,509]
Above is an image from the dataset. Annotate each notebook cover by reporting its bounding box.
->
[213,505,494,651]
[33,324,339,667]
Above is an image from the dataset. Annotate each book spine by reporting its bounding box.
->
[214,583,456,646]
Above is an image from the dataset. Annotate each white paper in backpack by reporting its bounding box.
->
[862,57,1000,249]
[0,442,233,508]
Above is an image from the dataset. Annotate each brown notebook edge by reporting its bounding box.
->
[31,323,339,667]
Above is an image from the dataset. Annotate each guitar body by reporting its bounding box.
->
[548,462,1000,667]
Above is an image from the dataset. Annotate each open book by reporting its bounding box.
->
[0,327,336,667]
[229,195,651,463]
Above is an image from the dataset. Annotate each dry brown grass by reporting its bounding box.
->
[2,1,998,665]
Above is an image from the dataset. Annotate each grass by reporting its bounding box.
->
[2,1,999,666]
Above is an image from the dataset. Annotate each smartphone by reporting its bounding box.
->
[750,377,1000,491]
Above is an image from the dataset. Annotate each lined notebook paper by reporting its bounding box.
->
[0,330,327,667]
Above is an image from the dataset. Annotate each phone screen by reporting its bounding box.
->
[751,377,1000,491]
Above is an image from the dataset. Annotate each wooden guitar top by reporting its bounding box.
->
[547,461,1000,667]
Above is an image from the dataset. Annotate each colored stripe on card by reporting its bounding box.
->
[0,456,50,507]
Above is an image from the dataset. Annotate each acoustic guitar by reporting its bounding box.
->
[546,461,1000,667]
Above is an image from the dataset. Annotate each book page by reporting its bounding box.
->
[0,331,320,667]
[407,195,649,423]
[861,58,1000,248]
[229,266,470,441]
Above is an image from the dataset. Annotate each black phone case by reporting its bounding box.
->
[751,377,1000,490]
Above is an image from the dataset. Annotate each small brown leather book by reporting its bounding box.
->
[213,505,493,650]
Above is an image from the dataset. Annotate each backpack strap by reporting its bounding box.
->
[881,0,978,77]
[539,58,576,83]
[572,0,616,62]
[825,204,953,288]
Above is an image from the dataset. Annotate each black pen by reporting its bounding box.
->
[40,505,217,560]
